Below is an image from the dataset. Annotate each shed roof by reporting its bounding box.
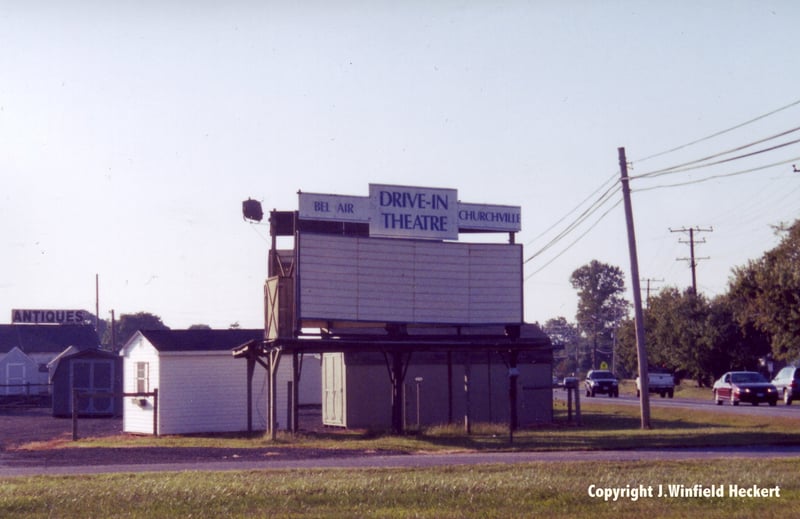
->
[0,324,100,355]
[138,329,264,353]
[49,347,120,380]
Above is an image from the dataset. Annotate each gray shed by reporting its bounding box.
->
[50,347,122,417]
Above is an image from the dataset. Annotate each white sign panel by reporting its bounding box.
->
[458,203,521,232]
[297,184,522,239]
[369,184,458,240]
[298,234,523,325]
[299,192,370,222]
[12,309,92,325]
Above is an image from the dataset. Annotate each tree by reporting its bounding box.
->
[570,260,629,370]
[542,317,583,376]
[104,312,169,351]
[188,324,212,330]
[728,220,800,361]
[616,288,768,386]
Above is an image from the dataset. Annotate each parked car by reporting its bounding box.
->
[636,370,675,398]
[584,370,619,397]
[712,371,778,406]
[771,366,800,405]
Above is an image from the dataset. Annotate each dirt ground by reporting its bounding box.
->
[0,406,382,468]
[0,407,123,450]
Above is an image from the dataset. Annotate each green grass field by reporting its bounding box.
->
[2,459,798,518]
[3,399,800,518]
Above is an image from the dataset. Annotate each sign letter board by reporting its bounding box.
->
[369,184,458,240]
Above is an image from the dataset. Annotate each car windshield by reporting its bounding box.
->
[731,372,767,384]
[590,371,614,379]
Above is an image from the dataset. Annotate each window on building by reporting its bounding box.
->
[135,362,149,393]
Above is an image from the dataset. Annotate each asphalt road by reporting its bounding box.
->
[557,388,800,418]
[3,446,800,478]
[3,393,799,479]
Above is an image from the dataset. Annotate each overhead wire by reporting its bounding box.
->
[524,197,623,280]
[524,172,617,247]
[522,98,800,281]
[633,156,800,193]
[632,125,800,180]
[632,98,800,164]
[523,181,621,265]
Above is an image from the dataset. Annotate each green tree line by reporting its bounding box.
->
[548,219,800,385]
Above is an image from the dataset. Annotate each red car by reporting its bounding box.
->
[713,371,778,406]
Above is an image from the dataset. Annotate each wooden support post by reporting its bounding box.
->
[508,351,519,443]
[268,350,282,440]
[567,386,573,423]
[292,352,300,433]
[72,390,78,441]
[447,351,453,424]
[391,352,404,434]
[464,358,472,435]
[246,355,255,433]
[287,380,294,433]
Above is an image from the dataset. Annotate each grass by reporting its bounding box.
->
[4,400,800,518]
[21,398,799,454]
[1,459,799,518]
[617,378,712,400]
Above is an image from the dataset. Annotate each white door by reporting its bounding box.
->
[6,363,25,395]
[322,353,344,426]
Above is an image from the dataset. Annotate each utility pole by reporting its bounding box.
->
[670,227,712,294]
[640,277,664,308]
[619,147,651,429]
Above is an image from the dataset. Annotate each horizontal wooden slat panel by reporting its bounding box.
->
[298,234,521,324]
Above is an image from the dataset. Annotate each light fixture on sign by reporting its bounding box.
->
[242,198,263,222]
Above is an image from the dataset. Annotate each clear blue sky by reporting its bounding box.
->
[2,1,799,330]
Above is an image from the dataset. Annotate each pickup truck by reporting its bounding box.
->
[636,371,675,398]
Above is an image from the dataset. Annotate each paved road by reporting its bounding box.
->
[3,446,800,478]
[555,389,800,418]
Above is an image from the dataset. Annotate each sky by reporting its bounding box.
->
[2,1,800,331]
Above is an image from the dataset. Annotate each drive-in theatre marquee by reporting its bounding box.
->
[296,184,524,326]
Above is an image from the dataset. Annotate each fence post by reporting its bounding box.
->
[153,388,159,437]
[72,390,78,441]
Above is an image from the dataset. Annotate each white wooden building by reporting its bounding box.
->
[246,185,553,434]
[0,324,100,397]
[120,329,290,435]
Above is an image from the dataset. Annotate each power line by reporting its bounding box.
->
[523,183,620,265]
[633,98,800,163]
[524,197,622,280]
[633,126,800,180]
[670,226,713,295]
[524,173,617,247]
[633,156,800,193]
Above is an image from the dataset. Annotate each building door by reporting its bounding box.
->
[322,353,344,426]
[71,360,114,415]
[6,363,25,395]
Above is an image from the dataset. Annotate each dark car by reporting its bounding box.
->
[584,370,619,398]
[712,371,778,406]
[771,366,800,405]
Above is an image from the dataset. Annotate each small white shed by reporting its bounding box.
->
[0,347,41,396]
[120,329,291,435]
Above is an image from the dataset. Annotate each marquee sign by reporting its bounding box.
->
[12,309,92,325]
[298,184,521,240]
